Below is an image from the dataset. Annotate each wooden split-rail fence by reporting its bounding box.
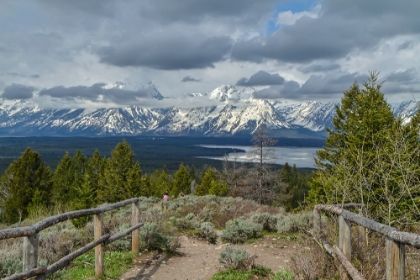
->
[0,198,143,280]
[314,203,420,280]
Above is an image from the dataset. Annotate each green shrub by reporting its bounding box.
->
[219,246,256,271]
[252,213,278,232]
[138,196,161,211]
[169,213,200,231]
[199,222,218,244]
[277,212,312,233]
[139,222,179,253]
[252,265,271,276]
[271,268,295,280]
[221,217,262,244]
[107,223,132,251]
[0,250,21,278]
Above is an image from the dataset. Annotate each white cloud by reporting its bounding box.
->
[276,5,320,26]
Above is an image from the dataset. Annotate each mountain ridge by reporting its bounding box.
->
[0,84,417,137]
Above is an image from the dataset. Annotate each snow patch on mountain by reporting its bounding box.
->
[139,82,164,100]
[394,100,418,124]
[207,85,242,103]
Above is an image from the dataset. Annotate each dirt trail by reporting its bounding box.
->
[119,233,297,280]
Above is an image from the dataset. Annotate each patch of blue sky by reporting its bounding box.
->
[265,0,321,35]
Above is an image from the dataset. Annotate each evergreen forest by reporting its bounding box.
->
[0,138,312,225]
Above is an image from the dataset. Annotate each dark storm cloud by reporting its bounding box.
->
[41,0,116,16]
[231,0,420,63]
[385,69,417,83]
[39,83,155,104]
[252,80,301,99]
[181,76,200,82]
[296,73,369,98]
[30,74,40,79]
[1,84,36,100]
[236,70,285,86]
[382,69,420,94]
[299,63,341,73]
[253,72,370,100]
[138,0,279,25]
[98,35,232,70]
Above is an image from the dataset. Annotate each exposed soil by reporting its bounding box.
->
[119,232,299,280]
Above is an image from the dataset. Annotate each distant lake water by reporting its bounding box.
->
[198,145,320,168]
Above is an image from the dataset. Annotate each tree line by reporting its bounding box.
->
[0,138,312,225]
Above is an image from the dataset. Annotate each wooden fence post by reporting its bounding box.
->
[313,208,321,237]
[23,233,39,272]
[339,216,351,260]
[94,213,104,277]
[132,200,140,253]
[386,239,405,280]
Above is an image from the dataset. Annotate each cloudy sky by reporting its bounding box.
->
[0,0,419,109]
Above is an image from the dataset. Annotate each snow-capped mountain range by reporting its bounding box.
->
[0,83,417,137]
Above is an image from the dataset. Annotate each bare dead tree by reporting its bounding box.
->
[246,123,280,204]
[221,151,246,197]
[250,123,278,174]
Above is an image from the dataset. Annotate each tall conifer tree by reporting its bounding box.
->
[99,140,142,203]
[52,152,75,204]
[0,148,52,224]
[309,73,420,227]
[196,168,217,196]
[172,163,191,196]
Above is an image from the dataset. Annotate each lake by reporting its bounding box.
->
[198,145,320,168]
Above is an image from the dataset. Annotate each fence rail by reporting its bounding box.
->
[314,204,420,280]
[0,198,143,280]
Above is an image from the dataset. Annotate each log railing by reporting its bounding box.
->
[0,198,143,280]
[313,204,420,280]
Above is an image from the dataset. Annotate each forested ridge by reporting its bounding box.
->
[0,138,312,225]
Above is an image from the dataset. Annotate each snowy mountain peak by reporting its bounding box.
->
[139,82,164,100]
[207,84,241,103]
[186,92,204,98]
[394,100,419,124]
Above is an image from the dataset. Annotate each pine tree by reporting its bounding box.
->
[77,150,104,207]
[141,174,151,197]
[72,150,104,228]
[99,140,142,203]
[126,161,143,198]
[71,150,87,196]
[156,169,171,198]
[208,180,229,196]
[149,169,161,197]
[1,148,52,224]
[52,152,76,205]
[171,163,191,196]
[195,168,217,196]
[309,72,420,227]
[309,73,394,206]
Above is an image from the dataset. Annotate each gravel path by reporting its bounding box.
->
[119,233,297,280]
